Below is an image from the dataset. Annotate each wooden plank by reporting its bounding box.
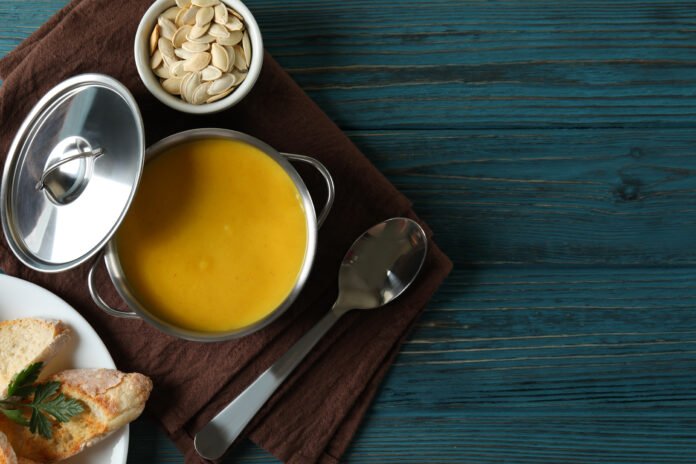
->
[1,1,696,129]
[347,128,696,265]
[346,275,696,463]
[254,0,696,129]
[345,417,696,463]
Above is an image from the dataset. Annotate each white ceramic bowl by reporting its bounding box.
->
[134,0,263,114]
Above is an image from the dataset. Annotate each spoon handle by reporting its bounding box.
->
[194,307,344,460]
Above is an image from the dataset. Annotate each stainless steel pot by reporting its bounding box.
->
[1,75,334,342]
[87,128,334,342]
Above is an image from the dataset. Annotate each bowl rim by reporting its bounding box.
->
[103,129,321,342]
[134,0,263,114]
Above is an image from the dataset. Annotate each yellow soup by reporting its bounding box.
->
[116,138,308,333]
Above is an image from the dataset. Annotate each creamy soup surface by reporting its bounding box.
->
[116,138,308,333]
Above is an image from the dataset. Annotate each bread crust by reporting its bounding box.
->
[0,369,152,462]
[0,319,71,398]
[0,431,17,464]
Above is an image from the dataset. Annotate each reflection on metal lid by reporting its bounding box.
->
[0,74,145,272]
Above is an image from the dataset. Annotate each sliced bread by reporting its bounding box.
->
[0,369,152,463]
[0,433,38,464]
[0,431,16,464]
[0,319,71,398]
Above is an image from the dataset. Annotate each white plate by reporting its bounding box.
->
[0,274,128,464]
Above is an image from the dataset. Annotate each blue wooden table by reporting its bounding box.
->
[3,0,696,462]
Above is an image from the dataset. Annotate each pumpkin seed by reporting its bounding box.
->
[183,41,210,52]
[192,0,219,6]
[163,77,183,95]
[196,6,214,27]
[158,17,177,41]
[214,4,228,25]
[224,45,236,72]
[209,24,230,38]
[233,45,246,71]
[233,70,247,84]
[184,52,211,72]
[182,71,201,102]
[170,60,187,78]
[192,81,213,104]
[227,8,244,21]
[211,43,229,71]
[175,0,191,8]
[162,53,179,69]
[208,73,236,95]
[158,38,175,59]
[242,32,251,67]
[180,6,198,25]
[206,87,234,103]
[188,33,216,44]
[217,31,242,46]
[224,17,243,31]
[201,65,223,81]
[162,6,179,21]
[179,73,191,102]
[150,24,160,54]
[172,25,192,47]
[175,7,187,26]
[174,47,194,60]
[150,49,163,69]
[153,65,171,79]
[189,23,209,39]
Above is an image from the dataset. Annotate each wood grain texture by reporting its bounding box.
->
[351,128,696,265]
[2,0,696,462]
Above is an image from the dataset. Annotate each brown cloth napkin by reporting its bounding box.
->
[0,0,452,462]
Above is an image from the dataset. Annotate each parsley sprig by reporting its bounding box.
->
[0,363,84,439]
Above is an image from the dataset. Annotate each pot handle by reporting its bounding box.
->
[281,153,335,228]
[87,254,139,319]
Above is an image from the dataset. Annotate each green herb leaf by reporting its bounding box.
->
[31,381,60,405]
[0,362,84,439]
[7,362,42,398]
[2,364,84,440]
[38,393,84,423]
[29,408,52,439]
[1,408,28,426]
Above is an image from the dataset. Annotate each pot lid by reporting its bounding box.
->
[1,74,145,272]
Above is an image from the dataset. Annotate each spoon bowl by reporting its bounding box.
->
[194,217,428,460]
[335,218,427,311]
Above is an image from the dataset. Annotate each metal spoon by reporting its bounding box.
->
[194,217,428,460]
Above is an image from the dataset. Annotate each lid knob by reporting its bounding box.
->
[35,136,104,205]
